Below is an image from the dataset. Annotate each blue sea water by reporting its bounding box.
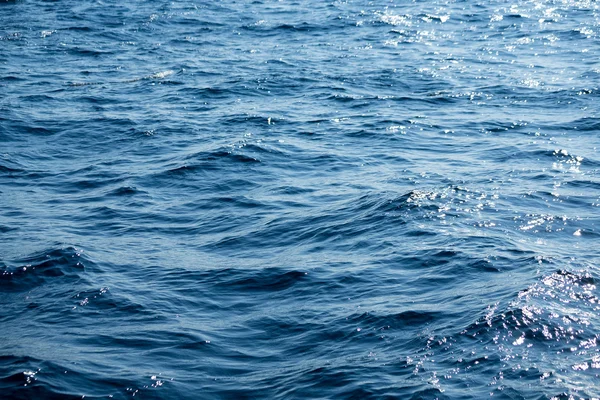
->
[1,0,599,398]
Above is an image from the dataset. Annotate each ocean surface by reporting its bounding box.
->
[1,0,599,398]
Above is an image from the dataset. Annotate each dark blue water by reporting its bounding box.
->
[1,0,599,398]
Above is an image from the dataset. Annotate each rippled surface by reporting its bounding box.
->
[1,0,600,398]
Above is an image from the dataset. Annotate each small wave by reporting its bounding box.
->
[348,310,444,330]
[219,269,307,293]
[0,164,23,174]
[107,186,145,197]
[1,247,90,292]
[68,69,180,87]
[148,70,174,79]
[163,153,260,175]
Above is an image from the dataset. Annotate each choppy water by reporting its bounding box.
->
[1,0,599,398]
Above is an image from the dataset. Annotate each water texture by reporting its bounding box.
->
[1,0,599,398]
